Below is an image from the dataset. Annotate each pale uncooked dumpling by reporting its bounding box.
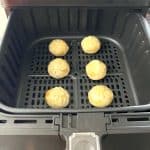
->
[88,85,114,108]
[81,36,101,54]
[86,59,107,80]
[49,39,69,56]
[48,58,70,79]
[45,87,70,108]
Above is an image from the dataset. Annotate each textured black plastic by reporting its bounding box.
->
[2,0,150,7]
[102,133,150,150]
[0,7,150,113]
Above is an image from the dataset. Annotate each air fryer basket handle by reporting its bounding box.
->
[66,132,100,150]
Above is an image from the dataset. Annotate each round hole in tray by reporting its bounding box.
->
[118,91,121,96]
[38,93,41,98]
[114,98,117,103]
[24,102,28,106]
[32,93,35,98]
[81,99,84,104]
[122,82,125,85]
[26,93,29,96]
[27,84,31,87]
[27,88,30,91]
[116,84,119,89]
[33,86,36,91]
[43,87,46,90]
[37,99,40,105]
[31,100,34,105]
[119,98,122,103]
[111,85,114,89]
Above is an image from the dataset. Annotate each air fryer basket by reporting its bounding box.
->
[0,7,150,113]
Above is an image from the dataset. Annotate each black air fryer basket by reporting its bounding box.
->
[1,0,150,114]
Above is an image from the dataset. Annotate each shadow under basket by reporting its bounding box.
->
[0,7,150,113]
[101,133,150,150]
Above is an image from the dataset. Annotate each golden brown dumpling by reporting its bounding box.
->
[48,58,70,79]
[45,87,70,108]
[88,85,114,108]
[81,36,101,54]
[86,59,107,80]
[49,39,69,56]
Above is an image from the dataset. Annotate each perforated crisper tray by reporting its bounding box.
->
[16,36,134,109]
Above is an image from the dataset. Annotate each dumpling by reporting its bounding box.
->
[48,58,70,79]
[45,87,70,108]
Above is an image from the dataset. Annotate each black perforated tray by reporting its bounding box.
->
[16,36,134,109]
